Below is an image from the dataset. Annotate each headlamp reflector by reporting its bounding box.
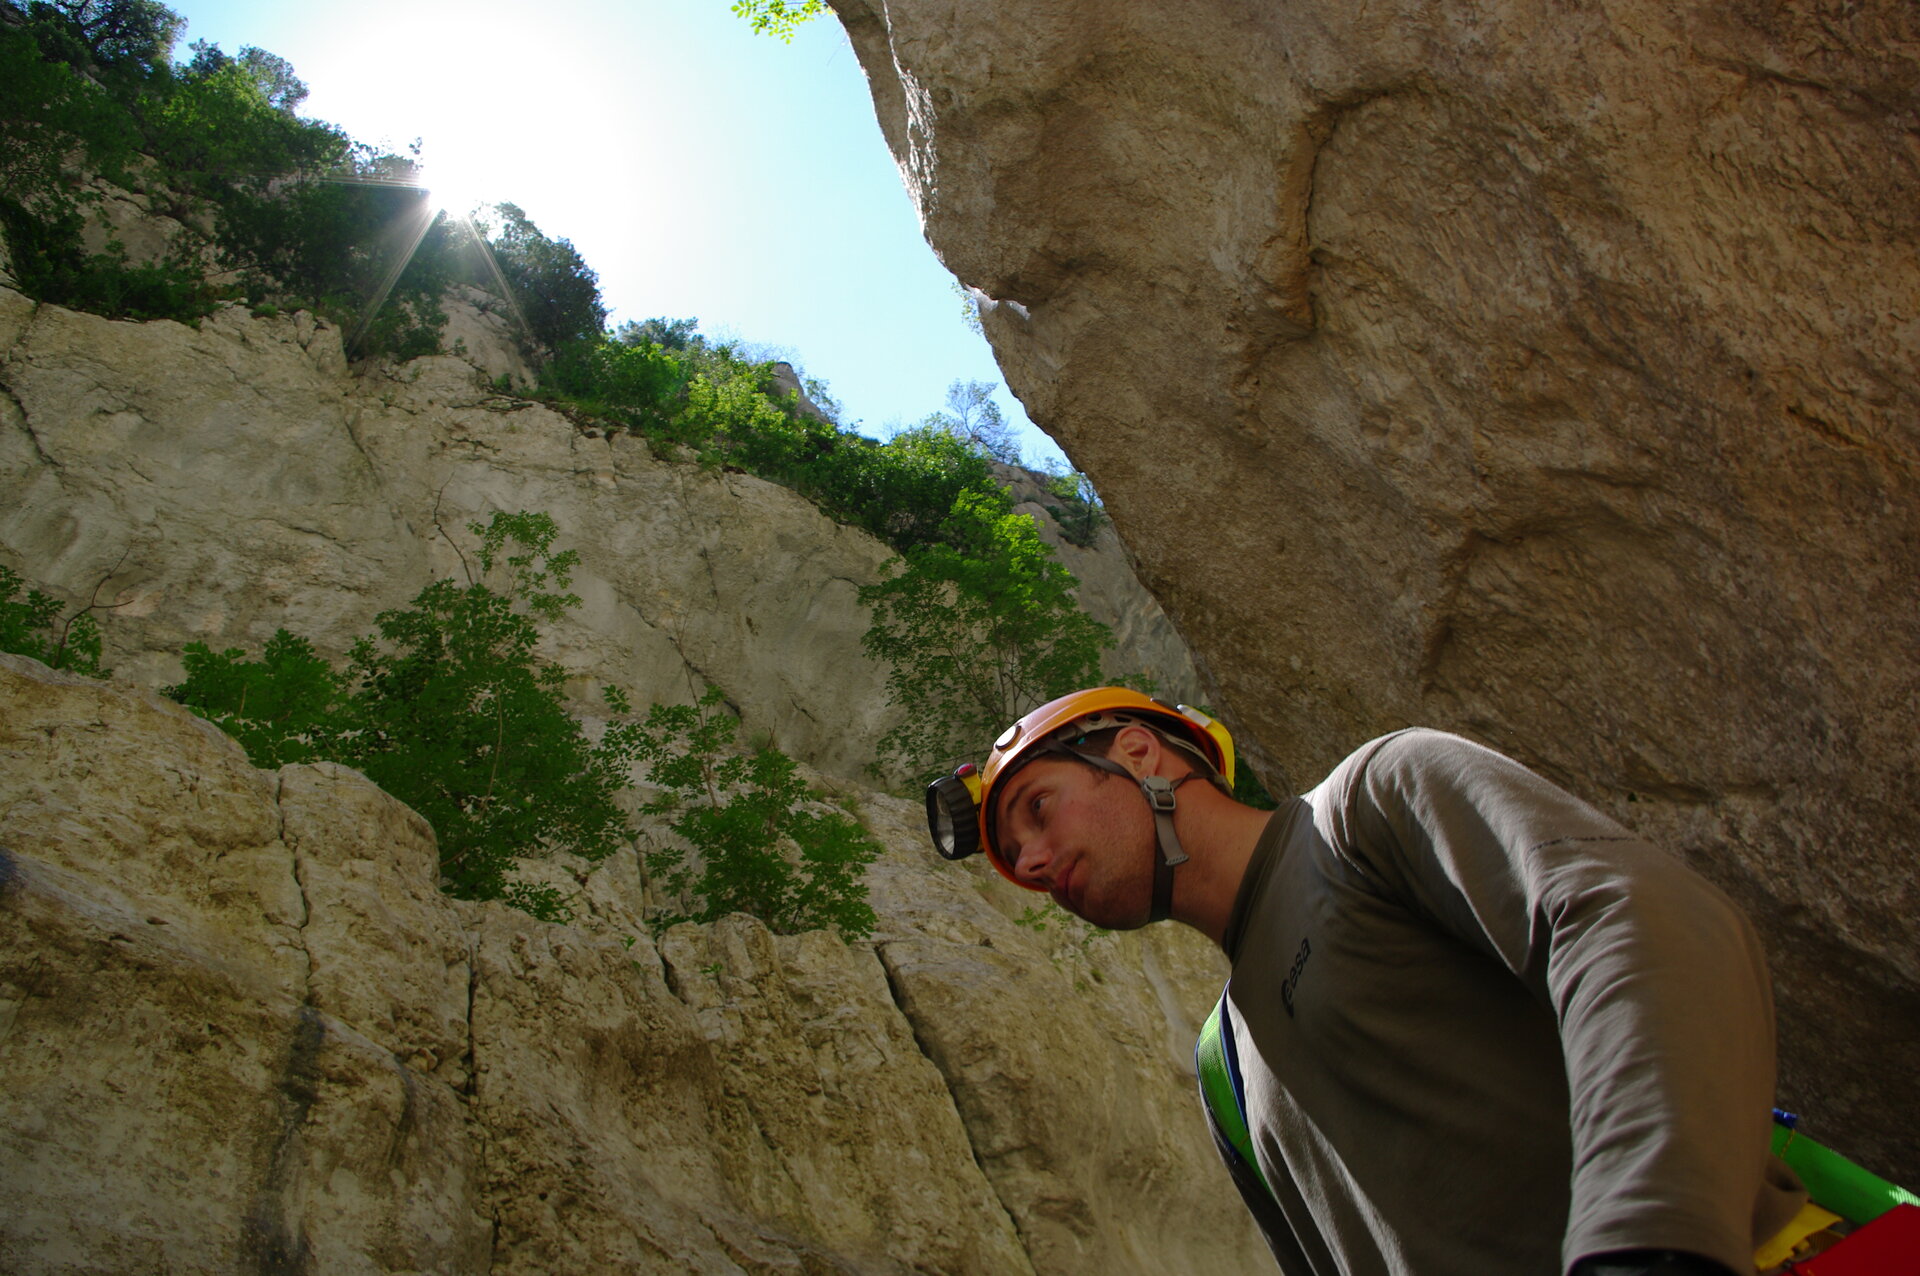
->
[926,764,984,861]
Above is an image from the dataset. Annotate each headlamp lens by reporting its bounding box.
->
[925,772,982,861]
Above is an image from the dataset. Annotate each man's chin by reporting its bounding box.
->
[1060,892,1151,932]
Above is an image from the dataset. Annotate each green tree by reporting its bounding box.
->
[1043,466,1107,548]
[483,201,606,353]
[167,512,641,922]
[616,316,702,352]
[540,334,691,437]
[1,10,451,335]
[27,0,183,72]
[636,684,879,939]
[925,379,1020,465]
[860,490,1115,782]
[169,629,346,766]
[0,18,139,198]
[0,564,106,676]
[0,15,199,319]
[185,41,308,112]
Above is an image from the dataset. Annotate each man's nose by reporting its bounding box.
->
[1014,839,1054,885]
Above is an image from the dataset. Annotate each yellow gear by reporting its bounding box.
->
[925,686,1236,890]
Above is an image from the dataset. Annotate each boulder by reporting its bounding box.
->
[835,0,1920,1178]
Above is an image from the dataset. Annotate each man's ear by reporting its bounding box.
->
[1108,724,1162,779]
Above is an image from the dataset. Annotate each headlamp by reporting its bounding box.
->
[1165,700,1236,791]
[925,763,984,861]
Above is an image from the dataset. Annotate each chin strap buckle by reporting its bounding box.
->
[1141,776,1189,867]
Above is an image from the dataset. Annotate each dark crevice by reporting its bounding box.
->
[463,939,480,1098]
[464,936,501,1273]
[872,940,1036,1263]
[237,774,322,1275]
[2,382,61,470]
[240,1003,325,1276]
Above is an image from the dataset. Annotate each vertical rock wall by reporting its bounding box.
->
[0,285,897,779]
[0,655,1260,1272]
[0,287,1253,1270]
[0,286,1196,778]
[834,0,1920,1178]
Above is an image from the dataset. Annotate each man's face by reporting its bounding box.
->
[992,755,1156,929]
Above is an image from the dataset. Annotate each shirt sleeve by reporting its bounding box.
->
[1317,729,1796,1275]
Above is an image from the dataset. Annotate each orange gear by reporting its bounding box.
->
[926,687,1236,891]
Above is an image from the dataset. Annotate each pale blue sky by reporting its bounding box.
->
[159,0,1068,467]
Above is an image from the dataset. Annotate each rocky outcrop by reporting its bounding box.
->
[0,653,1258,1272]
[0,284,897,778]
[0,280,1250,1267]
[835,0,1920,1178]
[0,285,1191,779]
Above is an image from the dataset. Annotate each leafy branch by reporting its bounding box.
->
[730,0,829,42]
[635,684,879,940]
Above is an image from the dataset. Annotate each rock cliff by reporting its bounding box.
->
[834,0,1920,1179]
[0,285,1190,775]
[0,653,1258,1272]
[0,288,1248,1271]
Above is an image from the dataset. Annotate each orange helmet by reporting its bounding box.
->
[925,687,1236,891]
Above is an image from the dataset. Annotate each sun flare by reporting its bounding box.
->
[422,158,492,220]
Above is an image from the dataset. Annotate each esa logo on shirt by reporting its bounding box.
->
[1280,937,1311,1018]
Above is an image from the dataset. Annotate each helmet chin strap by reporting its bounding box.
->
[1051,745,1206,923]
[1139,773,1205,922]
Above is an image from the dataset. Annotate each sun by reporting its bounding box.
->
[420,149,494,221]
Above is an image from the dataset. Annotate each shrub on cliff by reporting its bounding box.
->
[0,4,463,352]
[167,512,642,922]
[481,202,606,354]
[634,684,879,941]
[860,489,1117,783]
[162,513,883,935]
[1042,466,1107,548]
[535,324,1011,557]
[0,564,106,676]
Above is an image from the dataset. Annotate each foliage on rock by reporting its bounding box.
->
[479,201,605,355]
[0,2,601,361]
[636,684,880,940]
[860,489,1117,783]
[534,320,1014,556]
[166,512,641,922]
[0,564,106,676]
[1042,466,1107,548]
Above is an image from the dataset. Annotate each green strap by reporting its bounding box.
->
[1772,1122,1920,1225]
[1198,1004,1920,1234]
[1196,995,1271,1196]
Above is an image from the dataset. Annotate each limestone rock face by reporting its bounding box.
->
[0,285,1190,782]
[0,654,1258,1272]
[835,0,1920,1177]
[0,286,898,777]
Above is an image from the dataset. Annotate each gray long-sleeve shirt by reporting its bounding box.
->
[1217,729,1803,1275]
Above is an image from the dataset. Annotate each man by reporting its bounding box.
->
[923,687,1806,1276]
